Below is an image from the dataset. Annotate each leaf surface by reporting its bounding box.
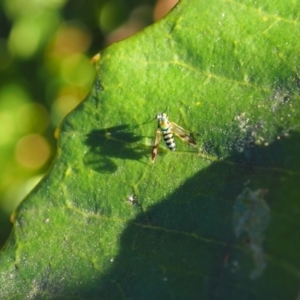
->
[1,0,300,299]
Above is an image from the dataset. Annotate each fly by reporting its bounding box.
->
[152,113,197,163]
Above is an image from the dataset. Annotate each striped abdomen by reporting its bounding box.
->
[162,128,175,151]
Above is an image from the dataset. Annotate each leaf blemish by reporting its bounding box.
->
[233,188,270,279]
[127,194,139,206]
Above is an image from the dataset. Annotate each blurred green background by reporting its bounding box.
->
[0,0,177,248]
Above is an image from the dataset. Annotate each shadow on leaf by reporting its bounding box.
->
[76,131,300,299]
[84,124,148,173]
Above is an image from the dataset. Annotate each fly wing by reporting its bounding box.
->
[152,129,162,163]
[169,122,197,147]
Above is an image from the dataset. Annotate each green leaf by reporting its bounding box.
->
[1,0,300,299]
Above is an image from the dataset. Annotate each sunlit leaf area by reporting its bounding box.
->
[0,0,177,247]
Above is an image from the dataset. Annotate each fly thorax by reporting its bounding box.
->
[160,121,169,131]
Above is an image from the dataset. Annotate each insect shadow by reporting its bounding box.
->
[84,124,148,173]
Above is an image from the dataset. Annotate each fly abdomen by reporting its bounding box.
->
[163,131,175,151]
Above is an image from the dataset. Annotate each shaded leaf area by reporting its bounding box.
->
[79,131,300,300]
[1,0,300,299]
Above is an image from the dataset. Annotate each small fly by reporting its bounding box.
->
[152,113,197,163]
